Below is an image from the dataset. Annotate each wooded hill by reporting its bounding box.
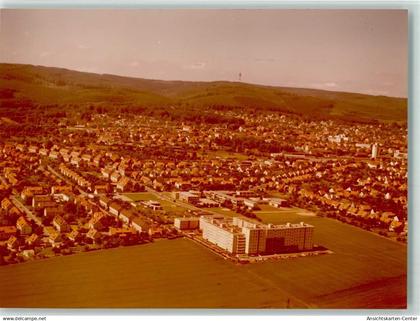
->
[0,63,407,123]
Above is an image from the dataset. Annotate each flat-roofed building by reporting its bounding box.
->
[236,190,257,198]
[233,217,314,254]
[143,200,162,211]
[179,191,200,204]
[174,217,200,230]
[32,195,54,208]
[196,198,220,208]
[268,198,288,208]
[199,216,245,254]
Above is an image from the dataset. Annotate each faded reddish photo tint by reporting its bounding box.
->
[0,9,407,309]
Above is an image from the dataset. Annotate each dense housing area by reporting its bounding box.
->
[0,107,407,266]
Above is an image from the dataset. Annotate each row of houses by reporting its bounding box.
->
[59,164,91,190]
[98,196,147,234]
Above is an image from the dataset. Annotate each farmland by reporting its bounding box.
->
[0,239,303,308]
[252,211,407,308]
[0,213,406,308]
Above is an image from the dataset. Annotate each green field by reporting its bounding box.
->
[252,211,407,308]
[124,193,187,215]
[199,150,249,160]
[206,207,239,217]
[0,213,407,308]
[0,239,302,308]
[257,205,315,216]
[160,200,187,215]
[123,192,159,202]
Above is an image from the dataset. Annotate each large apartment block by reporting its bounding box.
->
[199,216,245,254]
[199,216,314,255]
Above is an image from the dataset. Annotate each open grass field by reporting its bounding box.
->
[0,239,304,308]
[257,205,315,216]
[206,207,239,217]
[160,200,187,215]
[198,150,249,160]
[251,212,407,308]
[0,213,406,308]
[124,193,187,215]
[123,192,159,202]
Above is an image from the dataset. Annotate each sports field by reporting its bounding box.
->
[0,213,406,308]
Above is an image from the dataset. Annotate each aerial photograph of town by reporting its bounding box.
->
[0,9,408,309]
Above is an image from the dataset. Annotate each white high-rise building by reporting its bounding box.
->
[371,143,380,159]
[199,216,314,255]
[199,216,245,254]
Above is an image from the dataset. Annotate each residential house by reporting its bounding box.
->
[109,227,136,237]
[21,249,35,260]
[1,197,13,211]
[6,236,19,250]
[88,212,108,231]
[67,230,81,242]
[25,233,39,247]
[131,218,148,233]
[44,207,63,219]
[32,195,54,208]
[51,185,73,194]
[0,226,16,240]
[53,215,70,232]
[119,209,134,225]
[28,146,38,154]
[87,228,101,242]
[110,171,121,183]
[9,206,22,217]
[49,230,62,246]
[99,196,111,209]
[108,202,123,218]
[16,216,32,235]
[94,185,109,195]
[269,198,288,208]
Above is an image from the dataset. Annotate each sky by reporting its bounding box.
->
[0,9,408,97]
